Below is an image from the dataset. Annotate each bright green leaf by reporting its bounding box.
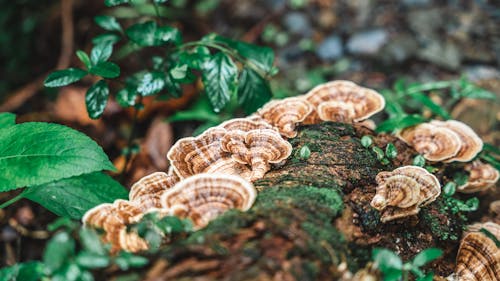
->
[376,114,427,133]
[90,61,120,78]
[385,143,398,159]
[200,52,238,112]
[126,21,181,47]
[43,231,75,273]
[170,64,188,80]
[90,42,113,65]
[86,80,109,119]
[22,172,127,219]
[137,71,166,96]
[372,147,385,160]
[299,145,311,160]
[92,33,121,45]
[0,262,45,281]
[412,155,426,167]
[76,252,110,269]
[104,0,129,6]
[76,50,92,69]
[94,15,122,32]
[0,113,16,129]
[361,136,373,148]
[44,68,88,87]
[116,88,138,107]
[237,67,272,114]
[0,122,115,192]
[114,252,149,270]
[408,92,450,119]
[412,248,443,267]
[443,182,456,196]
[372,248,403,281]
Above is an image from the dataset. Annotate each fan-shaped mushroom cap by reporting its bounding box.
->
[457,160,499,193]
[160,173,257,230]
[490,200,500,217]
[118,229,149,253]
[256,97,313,138]
[316,101,356,123]
[167,127,251,179]
[218,117,275,132]
[455,228,500,281]
[371,166,441,222]
[430,120,483,162]
[466,222,500,239]
[220,130,249,164]
[304,80,385,123]
[129,172,179,211]
[397,123,462,162]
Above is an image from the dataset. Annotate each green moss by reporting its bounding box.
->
[420,200,466,241]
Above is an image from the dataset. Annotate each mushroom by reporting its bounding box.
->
[466,222,500,239]
[167,127,251,179]
[430,120,483,162]
[82,199,147,253]
[490,200,500,218]
[160,173,257,230]
[218,117,275,132]
[454,223,500,281]
[370,166,441,223]
[303,80,385,124]
[256,97,313,138]
[457,160,499,193]
[397,123,462,162]
[129,171,180,211]
[220,130,249,165]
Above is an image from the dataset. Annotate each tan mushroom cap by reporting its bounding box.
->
[490,200,500,217]
[371,166,441,223]
[457,160,500,193]
[466,222,500,239]
[220,130,249,164]
[304,80,385,123]
[430,120,483,162]
[316,101,357,123]
[455,228,500,281]
[398,123,462,162]
[129,171,179,211]
[256,97,313,138]
[218,117,275,132]
[160,173,257,230]
[167,127,251,179]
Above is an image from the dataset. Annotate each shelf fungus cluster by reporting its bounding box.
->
[453,222,500,281]
[398,120,483,162]
[457,160,500,193]
[370,166,441,222]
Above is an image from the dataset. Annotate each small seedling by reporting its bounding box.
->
[372,147,385,161]
[361,135,373,148]
[299,145,311,160]
[385,143,398,159]
[412,155,426,167]
[442,182,456,197]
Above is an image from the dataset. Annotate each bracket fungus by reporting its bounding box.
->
[370,166,441,222]
[429,120,483,162]
[457,160,500,193]
[397,123,461,162]
[129,171,180,211]
[303,80,385,124]
[160,173,257,230]
[218,117,275,132]
[82,199,147,253]
[454,222,500,281]
[256,97,313,138]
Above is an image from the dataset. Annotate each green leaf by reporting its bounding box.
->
[200,52,238,112]
[94,15,122,32]
[22,172,127,219]
[179,46,210,70]
[237,67,272,114]
[76,50,92,69]
[170,64,188,80]
[80,227,107,255]
[408,92,450,119]
[0,262,45,281]
[44,68,88,87]
[385,143,398,159]
[412,155,426,167]
[416,273,434,281]
[376,114,427,133]
[126,21,181,47]
[117,88,138,107]
[443,182,456,197]
[0,122,115,192]
[483,143,500,155]
[43,231,75,273]
[76,252,110,269]
[299,145,311,160]
[361,136,373,148]
[372,248,403,281]
[90,61,120,78]
[0,113,16,129]
[104,0,129,6]
[90,42,113,65]
[92,33,121,45]
[412,248,443,267]
[459,78,496,100]
[137,71,166,96]
[114,252,149,270]
[86,80,109,119]
[372,147,385,160]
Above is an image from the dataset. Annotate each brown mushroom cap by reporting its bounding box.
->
[129,171,180,211]
[466,222,500,239]
[397,123,462,162]
[455,229,500,281]
[316,101,357,123]
[430,120,483,162]
[220,130,249,164]
[160,173,257,230]
[457,160,500,193]
[218,117,275,132]
[304,80,385,123]
[371,166,441,222]
[256,97,313,138]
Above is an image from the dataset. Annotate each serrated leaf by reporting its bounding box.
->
[0,122,115,192]
[94,15,122,32]
[126,21,181,47]
[90,42,113,65]
[137,72,166,96]
[89,61,120,78]
[0,113,16,129]
[44,68,88,87]
[237,67,272,114]
[412,248,443,267]
[76,50,92,69]
[22,172,127,219]
[200,52,238,112]
[43,231,75,273]
[104,0,129,6]
[92,33,121,45]
[86,80,109,119]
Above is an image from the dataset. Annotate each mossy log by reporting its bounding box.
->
[142,122,471,281]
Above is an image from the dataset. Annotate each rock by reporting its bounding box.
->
[282,12,312,36]
[347,29,389,56]
[408,8,443,36]
[417,39,462,70]
[380,34,418,63]
[464,66,500,82]
[316,35,343,61]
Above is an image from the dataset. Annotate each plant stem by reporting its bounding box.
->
[120,96,142,181]
[0,193,24,209]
